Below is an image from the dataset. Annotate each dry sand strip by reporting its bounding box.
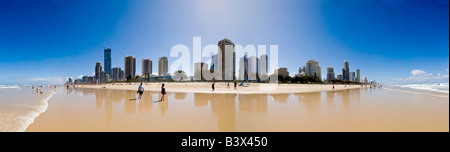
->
[80,82,369,94]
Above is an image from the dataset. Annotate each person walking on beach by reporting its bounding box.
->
[212,83,215,92]
[234,81,237,90]
[36,88,42,94]
[332,85,335,90]
[160,83,166,101]
[227,82,230,89]
[137,82,144,99]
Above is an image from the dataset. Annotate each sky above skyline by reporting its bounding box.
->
[0,0,448,85]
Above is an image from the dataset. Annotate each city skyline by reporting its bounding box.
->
[0,0,448,85]
[72,43,371,84]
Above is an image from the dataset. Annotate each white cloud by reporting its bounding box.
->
[389,69,449,84]
[20,77,65,85]
[411,70,428,77]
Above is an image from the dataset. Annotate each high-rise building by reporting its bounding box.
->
[158,57,168,76]
[239,55,248,80]
[124,55,136,80]
[95,61,102,82]
[111,67,122,81]
[68,77,73,85]
[120,69,124,81]
[258,54,268,75]
[362,77,368,83]
[355,69,361,82]
[343,61,349,81]
[100,71,108,83]
[74,79,82,84]
[142,58,152,77]
[276,68,289,77]
[210,54,217,71]
[248,56,259,80]
[337,74,343,80]
[299,66,305,73]
[326,67,335,80]
[305,60,321,78]
[349,72,355,82]
[217,39,235,81]
[82,76,87,83]
[194,62,208,81]
[298,66,306,76]
[104,48,112,76]
[87,76,94,83]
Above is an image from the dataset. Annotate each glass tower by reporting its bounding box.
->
[104,48,112,76]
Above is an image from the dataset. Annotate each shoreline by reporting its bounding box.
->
[26,84,449,132]
[78,83,370,94]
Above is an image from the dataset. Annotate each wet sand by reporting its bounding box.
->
[26,87,449,132]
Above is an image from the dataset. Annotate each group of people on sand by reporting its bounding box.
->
[211,81,238,92]
[136,81,239,100]
[331,84,381,90]
[32,85,57,94]
[136,82,166,101]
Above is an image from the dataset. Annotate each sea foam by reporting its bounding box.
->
[396,83,449,94]
[0,87,56,132]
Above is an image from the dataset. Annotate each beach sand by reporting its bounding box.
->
[25,85,449,132]
[80,82,366,94]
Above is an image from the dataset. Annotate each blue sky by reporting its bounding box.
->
[0,0,448,85]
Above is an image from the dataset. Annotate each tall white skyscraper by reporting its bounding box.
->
[247,56,258,80]
[217,39,235,81]
[239,55,248,80]
[305,60,321,78]
[349,72,355,82]
[355,69,361,82]
[326,67,335,80]
[258,54,268,75]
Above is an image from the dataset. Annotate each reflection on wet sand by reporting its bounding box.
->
[138,91,154,113]
[272,94,290,103]
[210,94,236,132]
[124,90,136,114]
[326,91,335,104]
[239,94,268,113]
[159,96,168,118]
[43,87,448,132]
[193,93,237,132]
[295,92,322,113]
[174,93,187,100]
[194,93,210,107]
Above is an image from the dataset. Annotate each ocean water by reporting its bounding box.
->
[395,83,449,94]
[0,85,56,132]
[0,85,20,90]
